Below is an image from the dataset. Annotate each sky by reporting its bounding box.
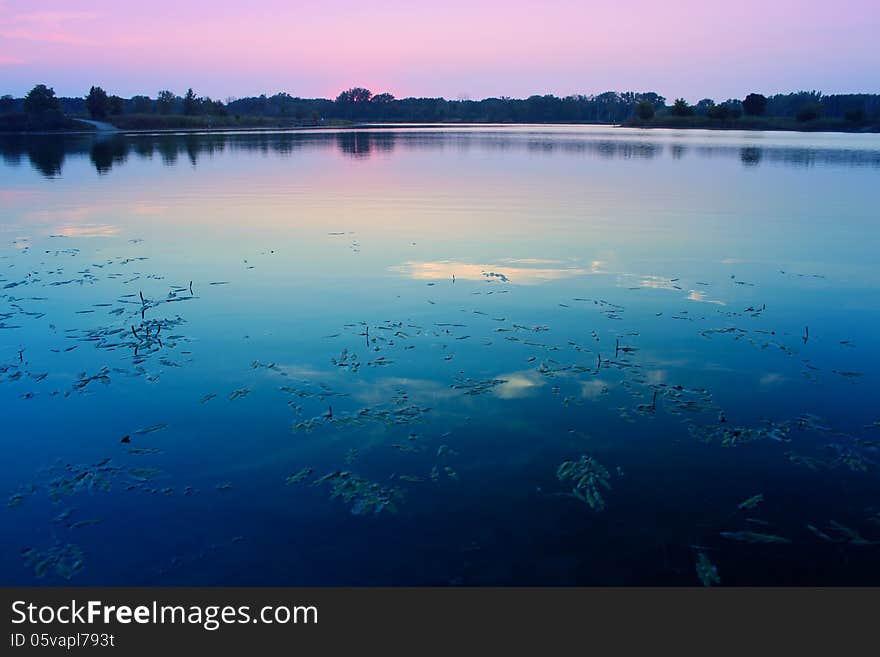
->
[1,0,878,101]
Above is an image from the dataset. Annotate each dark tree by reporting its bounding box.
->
[23,84,61,115]
[694,99,715,116]
[0,94,15,113]
[372,92,395,103]
[336,87,373,103]
[108,95,125,115]
[670,98,694,117]
[796,103,823,122]
[203,98,226,116]
[183,88,198,115]
[844,108,866,123]
[708,103,731,120]
[131,95,153,113]
[85,86,109,118]
[742,93,767,116]
[156,90,175,115]
[635,100,655,120]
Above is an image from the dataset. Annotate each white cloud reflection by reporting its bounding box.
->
[391,259,588,285]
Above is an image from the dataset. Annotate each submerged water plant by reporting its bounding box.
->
[22,543,85,580]
[557,455,611,511]
[313,471,402,515]
[695,551,721,587]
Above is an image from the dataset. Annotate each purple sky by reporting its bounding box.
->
[1,0,878,101]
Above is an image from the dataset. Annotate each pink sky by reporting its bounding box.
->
[1,0,878,101]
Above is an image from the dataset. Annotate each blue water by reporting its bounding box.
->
[1,126,879,585]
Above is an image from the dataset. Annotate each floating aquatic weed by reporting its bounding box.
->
[251,360,284,374]
[46,458,119,501]
[330,348,360,372]
[313,471,402,515]
[784,450,827,471]
[72,366,111,392]
[279,383,348,402]
[826,444,871,473]
[690,419,790,447]
[450,375,508,395]
[22,543,85,580]
[133,423,167,435]
[292,394,430,435]
[695,551,721,587]
[67,518,102,530]
[833,370,863,380]
[556,455,611,511]
[391,443,423,453]
[7,492,26,507]
[228,387,251,401]
[128,467,161,482]
[285,467,313,485]
[720,531,791,544]
[635,390,658,415]
[794,414,835,434]
[738,494,764,510]
[826,521,879,545]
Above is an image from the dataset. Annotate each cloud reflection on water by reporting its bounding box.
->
[390,260,587,285]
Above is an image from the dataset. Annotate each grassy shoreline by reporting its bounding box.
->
[4,114,880,135]
[623,115,880,132]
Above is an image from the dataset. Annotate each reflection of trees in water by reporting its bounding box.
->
[0,134,79,177]
[90,137,129,174]
[740,147,763,166]
[2,131,880,178]
[336,131,395,157]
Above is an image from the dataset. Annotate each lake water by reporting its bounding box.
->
[1,125,879,585]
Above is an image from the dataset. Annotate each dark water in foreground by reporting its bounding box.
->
[1,126,879,585]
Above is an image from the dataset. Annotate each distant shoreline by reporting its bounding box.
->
[623,116,880,133]
[3,118,880,136]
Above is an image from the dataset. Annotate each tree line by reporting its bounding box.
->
[3,84,879,127]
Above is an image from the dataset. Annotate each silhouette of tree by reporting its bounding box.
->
[796,103,823,122]
[132,95,153,113]
[635,100,655,120]
[670,98,694,117]
[183,88,198,115]
[742,93,767,116]
[708,103,733,120]
[694,99,715,116]
[85,86,110,119]
[372,92,395,103]
[336,87,373,103]
[23,84,61,115]
[108,95,125,115]
[844,108,866,123]
[156,90,175,115]
[0,94,15,113]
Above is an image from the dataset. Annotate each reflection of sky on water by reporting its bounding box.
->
[391,260,588,284]
[1,127,879,585]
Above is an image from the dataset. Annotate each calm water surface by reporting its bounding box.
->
[1,126,879,585]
